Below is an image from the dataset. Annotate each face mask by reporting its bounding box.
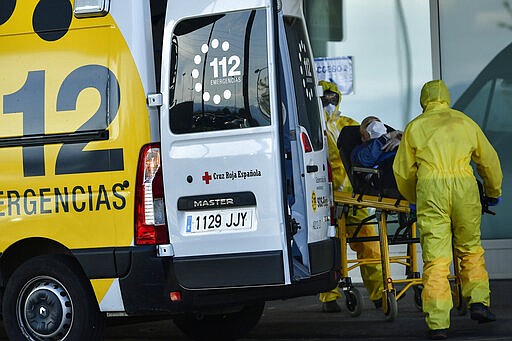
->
[366,121,387,139]
[324,103,336,115]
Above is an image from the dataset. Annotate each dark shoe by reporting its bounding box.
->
[321,300,341,313]
[470,303,496,324]
[429,328,448,340]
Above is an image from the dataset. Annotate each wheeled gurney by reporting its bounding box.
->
[333,125,466,320]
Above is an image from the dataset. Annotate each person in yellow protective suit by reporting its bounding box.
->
[393,80,502,340]
[319,80,384,312]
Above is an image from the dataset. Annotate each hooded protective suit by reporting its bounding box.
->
[393,80,502,330]
[319,80,383,304]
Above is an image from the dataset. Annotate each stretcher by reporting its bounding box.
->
[333,191,421,321]
[333,125,466,321]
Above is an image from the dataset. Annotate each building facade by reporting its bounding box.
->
[305,0,512,279]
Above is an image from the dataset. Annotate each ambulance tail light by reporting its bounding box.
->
[135,143,169,245]
[301,132,313,153]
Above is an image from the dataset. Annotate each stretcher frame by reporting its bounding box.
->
[333,190,422,321]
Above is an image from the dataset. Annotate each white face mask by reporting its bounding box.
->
[324,104,336,115]
[366,121,387,139]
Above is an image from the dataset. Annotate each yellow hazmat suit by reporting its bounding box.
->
[319,80,383,304]
[393,80,502,330]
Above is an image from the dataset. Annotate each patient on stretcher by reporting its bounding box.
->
[337,116,403,198]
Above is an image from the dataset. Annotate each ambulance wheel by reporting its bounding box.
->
[344,287,363,317]
[384,292,398,322]
[2,254,104,341]
[174,301,265,341]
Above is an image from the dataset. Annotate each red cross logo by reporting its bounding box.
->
[202,171,212,184]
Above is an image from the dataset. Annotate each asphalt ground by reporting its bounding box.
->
[104,279,512,340]
[0,280,509,340]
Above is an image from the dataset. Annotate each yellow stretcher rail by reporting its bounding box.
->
[333,191,411,212]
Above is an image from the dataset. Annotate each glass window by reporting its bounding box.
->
[455,76,512,240]
[304,0,343,57]
[487,78,512,132]
[438,0,512,239]
[462,80,492,127]
[284,16,323,151]
[479,77,512,238]
[169,9,270,134]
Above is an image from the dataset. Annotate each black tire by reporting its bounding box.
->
[2,254,104,341]
[173,302,265,341]
[344,287,363,317]
[456,298,468,316]
[384,292,398,322]
[413,284,423,311]
[452,283,468,316]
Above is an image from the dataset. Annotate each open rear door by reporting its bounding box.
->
[279,2,334,277]
[160,0,295,288]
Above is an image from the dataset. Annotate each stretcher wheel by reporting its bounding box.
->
[384,292,398,322]
[413,284,423,311]
[456,298,468,316]
[452,283,467,316]
[344,287,363,317]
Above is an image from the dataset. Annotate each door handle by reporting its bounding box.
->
[306,165,318,173]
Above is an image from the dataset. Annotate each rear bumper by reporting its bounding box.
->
[75,239,340,315]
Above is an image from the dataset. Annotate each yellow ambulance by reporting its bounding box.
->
[0,0,338,339]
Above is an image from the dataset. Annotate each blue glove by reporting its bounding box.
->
[409,203,416,212]
[486,196,501,206]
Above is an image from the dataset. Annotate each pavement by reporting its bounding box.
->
[99,279,512,340]
[242,279,512,341]
[0,280,510,340]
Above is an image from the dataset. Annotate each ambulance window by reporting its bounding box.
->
[283,16,323,151]
[169,9,270,134]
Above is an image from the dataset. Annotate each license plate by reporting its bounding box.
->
[185,207,255,233]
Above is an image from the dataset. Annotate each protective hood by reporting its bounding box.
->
[420,80,451,111]
[319,80,342,115]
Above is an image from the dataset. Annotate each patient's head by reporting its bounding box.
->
[360,116,385,142]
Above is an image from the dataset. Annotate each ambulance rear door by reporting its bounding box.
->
[159,0,331,290]
[280,1,334,278]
